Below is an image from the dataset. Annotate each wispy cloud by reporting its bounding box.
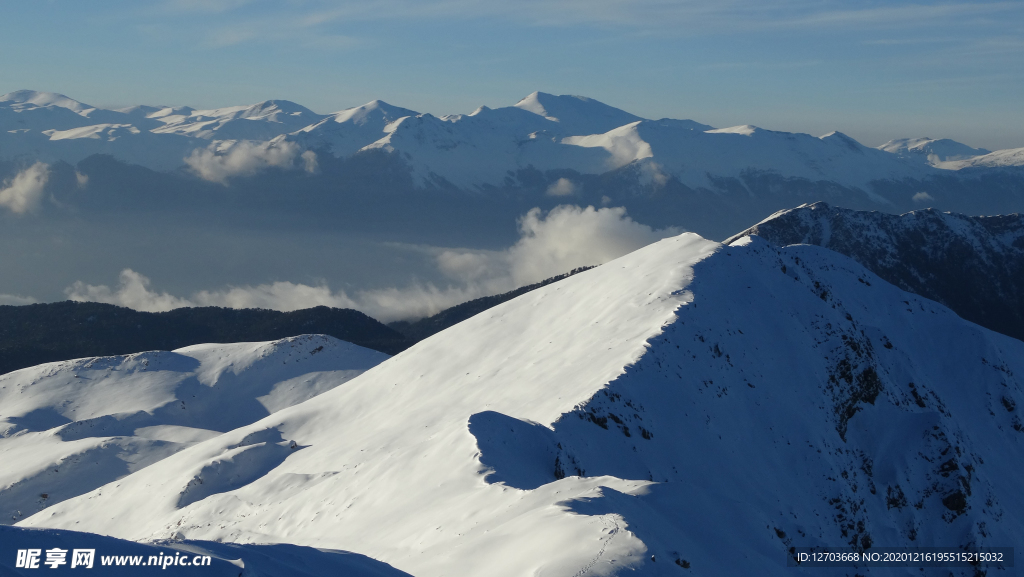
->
[65,205,680,322]
[165,0,1024,34]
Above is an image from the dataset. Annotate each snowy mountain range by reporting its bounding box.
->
[3,89,1021,191]
[0,335,388,526]
[727,202,1024,342]
[4,229,1021,576]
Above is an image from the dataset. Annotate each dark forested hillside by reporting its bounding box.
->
[0,302,411,375]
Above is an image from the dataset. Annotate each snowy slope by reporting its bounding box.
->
[0,335,388,525]
[20,233,1024,576]
[878,138,991,165]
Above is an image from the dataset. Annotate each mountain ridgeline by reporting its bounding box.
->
[727,202,1024,341]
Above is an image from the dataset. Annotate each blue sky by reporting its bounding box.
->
[2,0,1022,149]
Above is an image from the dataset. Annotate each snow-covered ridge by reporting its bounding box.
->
[0,335,388,526]
[725,201,1024,341]
[2,89,1020,189]
[878,137,991,164]
[937,146,1024,170]
[18,231,1024,576]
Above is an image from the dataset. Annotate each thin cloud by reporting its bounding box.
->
[167,0,1024,36]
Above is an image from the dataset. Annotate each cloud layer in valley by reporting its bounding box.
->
[64,205,680,321]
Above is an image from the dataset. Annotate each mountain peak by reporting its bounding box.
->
[513,91,643,134]
[0,90,93,113]
[820,130,869,152]
[246,99,317,116]
[329,100,419,126]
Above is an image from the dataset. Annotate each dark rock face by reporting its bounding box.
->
[726,202,1024,341]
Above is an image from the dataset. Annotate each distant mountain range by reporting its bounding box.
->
[3,89,1021,189]
[2,90,1023,241]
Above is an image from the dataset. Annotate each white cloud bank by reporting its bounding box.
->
[184,140,317,184]
[0,163,49,214]
[0,294,38,306]
[64,205,680,321]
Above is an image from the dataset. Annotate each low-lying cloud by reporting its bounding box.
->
[66,269,194,312]
[184,140,317,184]
[0,162,49,214]
[0,293,37,306]
[64,205,681,322]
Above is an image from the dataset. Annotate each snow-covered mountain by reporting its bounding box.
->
[3,89,1020,192]
[0,335,388,526]
[291,100,418,158]
[16,232,1023,576]
[725,202,1024,342]
[878,137,991,165]
[938,147,1024,170]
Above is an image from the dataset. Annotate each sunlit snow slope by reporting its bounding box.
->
[0,335,388,525]
[20,234,1024,576]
